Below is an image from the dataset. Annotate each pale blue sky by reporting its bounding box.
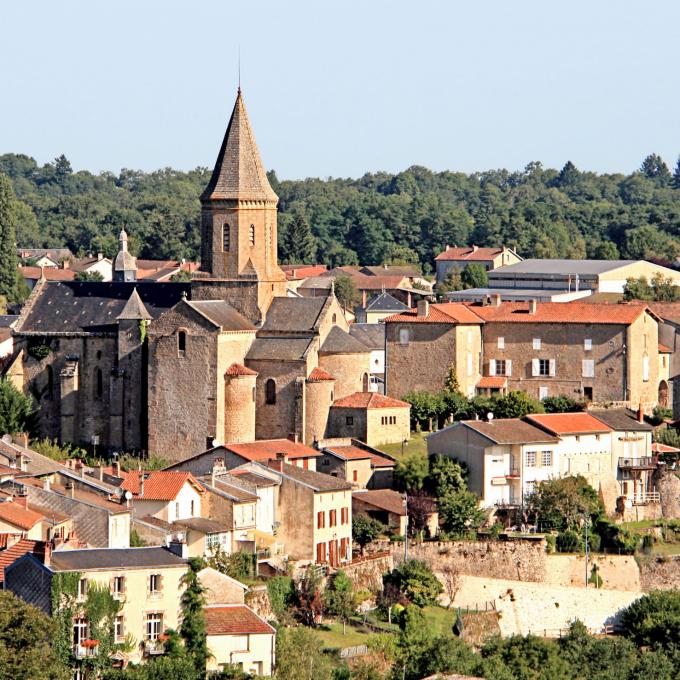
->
[2,1,679,179]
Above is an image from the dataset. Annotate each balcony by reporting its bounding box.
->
[73,641,98,658]
[144,639,165,655]
[618,457,657,470]
[632,491,660,505]
[495,497,521,509]
[505,468,520,478]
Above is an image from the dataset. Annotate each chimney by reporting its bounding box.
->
[68,482,75,499]
[269,452,289,472]
[472,244,478,252]
[638,404,644,423]
[18,432,28,449]
[417,300,429,317]
[139,473,145,497]
[14,495,27,508]
[529,299,537,315]
[168,539,188,559]
[445,245,450,252]
[62,260,70,270]
[492,294,501,307]
[43,542,51,568]
[42,477,51,492]
[112,461,120,477]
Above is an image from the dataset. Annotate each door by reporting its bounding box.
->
[329,539,338,567]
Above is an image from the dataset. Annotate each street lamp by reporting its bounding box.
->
[401,438,409,457]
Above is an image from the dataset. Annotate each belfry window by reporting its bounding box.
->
[265,379,276,405]
[223,224,230,252]
[95,368,103,399]
[249,224,255,246]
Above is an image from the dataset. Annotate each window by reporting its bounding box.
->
[399,328,409,346]
[497,337,505,349]
[114,616,125,641]
[541,451,553,467]
[177,330,186,356]
[145,613,163,641]
[78,578,88,599]
[265,379,276,405]
[491,359,511,376]
[332,313,337,323]
[352,470,358,482]
[330,509,337,527]
[582,359,594,378]
[533,338,541,350]
[525,480,536,495]
[316,542,326,563]
[222,223,230,252]
[149,574,162,595]
[539,386,549,400]
[663,356,667,368]
[526,452,536,467]
[73,617,88,646]
[346,416,354,426]
[584,386,593,401]
[190,500,195,516]
[249,224,255,246]
[533,358,555,376]
[362,373,369,391]
[584,338,592,351]
[175,501,180,518]
[112,576,125,596]
[642,355,650,382]
[232,634,250,652]
[95,368,103,399]
[317,511,325,529]
[252,386,256,401]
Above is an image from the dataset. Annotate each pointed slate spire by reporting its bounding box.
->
[113,228,137,282]
[200,89,278,203]
[117,287,152,320]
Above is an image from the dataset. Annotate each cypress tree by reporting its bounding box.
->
[280,209,317,264]
[0,174,20,304]
[673,156,680,190]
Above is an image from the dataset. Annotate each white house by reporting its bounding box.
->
[122,471,204,522]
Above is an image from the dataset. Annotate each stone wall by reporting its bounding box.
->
[341,553,393,592]
[638,555,680,591]
[246,585,274,621]
[655,467,680,519]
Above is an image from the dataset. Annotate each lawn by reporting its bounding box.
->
[422,605,458,636]
[380,431,429,460]
[315,621,378,649]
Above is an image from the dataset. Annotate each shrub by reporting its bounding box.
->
[620,590,680,647]
[383,559,443,607]
[544,534,556,553]
[266,576,296,621]
[556,530,580,553]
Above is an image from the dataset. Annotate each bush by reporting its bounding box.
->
[556,530,580,553]
[266,576,296,621]
[588,532,601,553]
[544,534,556,553]
[620,590,680,647]
[383,559,443,607]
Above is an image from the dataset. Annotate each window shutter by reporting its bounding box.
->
[531,359,539,377]
[642,356,650,381]
[506,360,512,377]
[490,360,496,376]
[549,359,556,376]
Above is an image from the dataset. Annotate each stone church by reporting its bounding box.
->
[7,90,371,461]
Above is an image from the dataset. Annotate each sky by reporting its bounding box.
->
[2,1,680,180]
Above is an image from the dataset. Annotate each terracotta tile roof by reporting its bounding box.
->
[0,464,19,476]
[20,266,75,281]
[205,605,275,636]
[435,246,505,262]
[121,471,204,500]
[469,302,649,325]
[307,367,335,382]
[659,343,673,353]
[353,489,409,516]
[325,445,372,461]
[0,501,44,530]
[456,419,559,445]
[332,392,410,409]
[224,439,321,462]
[652,442,680,453]
[270,461,352,491]
[0,539,44,583]
[524,412,613,435]
[384,303,484,325]
[281,265,328,280]
[225,363,258,377]
[476,376,508,389]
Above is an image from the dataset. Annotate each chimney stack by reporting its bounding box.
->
[19,432,28,449]
[42,477,51,492]
[529,299,537,315]
[445,245,450,252]
[43,542,51,568]
[269,452,289,472]
[472,244,478,252]
[492,294,501,307]
[638,404,644,423]
[97,252,103,261]
[14,495,27,508]
[62,260,70,270]
[417,299,429,317]
[168,539,188,559]
[139,473,145,497]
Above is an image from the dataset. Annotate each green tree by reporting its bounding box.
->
[402,390,444,430]
[208,546,253,581]
[383,559,443,607]
[426,455,467,497]
[623,276,652,301]
[169,270,192,282]
[673,156,680,190]
[334,275,359,310]
[102,656,199,680]
[280,207,317,264]
[492,391,544,418]
[620,590,680,648]
[0,378,35,436]
[650,273,680,301]
[590,240,620,260]
[74,271,104,282]
[180,558,208,675]
[273,626,332,680]
[324,570,355,634]
[439,490,485,537]
[640,153,671,185]
[479,634,571,680]
[266,575,296,621]
[352,514,385,554]
[461,263,488,289]
[542,395,585,413]
[0,173,22,304]
[394,605,434,680]
[0,591,69,680]
[394,454,429,493]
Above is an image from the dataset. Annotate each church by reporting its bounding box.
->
[7,90,372,461]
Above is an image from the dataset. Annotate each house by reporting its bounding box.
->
[71,253,113,281]
[349,323,385,393]
[354,292,409,324]
[205,604,276,676]
[0,315,18,359]
[17,248,74,267]
[318,440,396,489]
[328,392,411,447]
[434,245,521,284]
[4,545,188,665]
[0,498,46,539]
[426,418,559,511]
[0,538,47,586]
[267,457,352,566]
[353,488,437,537]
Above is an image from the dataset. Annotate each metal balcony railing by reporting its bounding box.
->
[632,491,661,505]
[495,497,521,508]
[144,639,165,655]
[618,457,657,470]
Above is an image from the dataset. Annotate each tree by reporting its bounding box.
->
[0,378,35,436]
[208,546,253,581]
[266,575,296,622]
[436,270,465,295]
[623,275,652,301]
[324,570,355,634]
[169,270,192,282]
[425,455,467,497]
[673,156,680,190]
[542,395,585,413]
[74,271,104,282]
[461,263,488,289]
[180,558,208,675]
[53,154,73,182]
[555,160,580,187]
[650,273,680,301]
[333,275,359,310]
[406,491,436,537]
[295,568,325,626]
[383,559,443,607]
[438,489,485,537]
[0,173,21,304]
[620,590,680,648]
[273,626,331,680]
[491,391,544,419]
[394,605,434,680]
[394,454,429,493]
[479,634,571,680]
[102,656,199,680]
[279,207,317,264]
[590,240,620,260]
[440,564,461,609]
[0,591,69,680]
[640,153,671,185]
[402,390,445,431]
[352,514,385,554]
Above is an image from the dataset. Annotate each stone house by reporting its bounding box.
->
[5,545,188,665]
[352,488,438,537]
[348,324,385,393]
[354,292,409,324]
[328,392,411,446]
[434,245,521,284]
[318,439,396,489]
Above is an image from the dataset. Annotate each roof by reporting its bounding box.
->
[201,89,277,202]
[332,392,410,410]
[16,477,130,514]
[360,265,422,277]
[348,323,384,350]
[222,439,321,462]
[18,248,73,261]
[15,281,190,335]
[589,409,654,432]
[121,471,203,500]
[525,412,613,435]
[384,303,484,324]
[228,469,279,487]
[246,337,313,361]
[659,343,673,353]
[20,266,75,282]
[117,288,152,320]
[324,445,395,468]
[271,461,352,492]
[456,419,559,445]
[320,326,371,354]
[260,297,328,333]
[353,489,408,516]
[488,259,638,276]
[186,300,256,332]
[476,376,508,389]
[49,547,187,572]
[281,264,328,280]
[0,539,45,583]
[204,604,275,636]
[209,478,259,503]
[652,442,680,453]
[647,302,680,325]
[0,501,44,530]
[225,363,258,377]
[363,292,409,313]
[307,367,335,382]
[469,301,649,325]
[173,517,229,534]
[113,231,136,273]
[435,246,506,262]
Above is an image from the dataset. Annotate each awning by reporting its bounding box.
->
[477,376,508,389]
[246,529,277,547]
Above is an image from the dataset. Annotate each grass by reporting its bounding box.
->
[620,519,658,530]
[380,431,429,460]
[315,621,378,649]
[422,605,459,636]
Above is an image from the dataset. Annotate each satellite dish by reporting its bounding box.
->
[487,412,494,422]
[211,439,221,448]
[124,491,133,500]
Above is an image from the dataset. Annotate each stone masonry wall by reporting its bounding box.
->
[341,554,393,592]
[639,555,680,591]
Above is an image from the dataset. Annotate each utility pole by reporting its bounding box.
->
[404,492,408,561]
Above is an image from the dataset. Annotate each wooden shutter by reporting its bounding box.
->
[506,360,512,377]
[531,359,539,377]
[549,359,556,377]
[490,360,496,376]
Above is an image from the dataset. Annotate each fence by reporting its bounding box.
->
[457,600,497,614]
[340,645,368,659]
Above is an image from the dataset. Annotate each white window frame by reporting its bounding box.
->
[114,615,125,642]
[541,450,553,467]
[539,386,549,401]
[582,359,595,378]
[497,337,505,349]
[145,613,163,641]
[584,338,592,351]
[149,574,161,595]
[399,328,409,346]
[526,451,536,467]
[533,338,541,350]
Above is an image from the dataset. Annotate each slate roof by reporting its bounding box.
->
[360,265,421,277]
[349,323,384,351]
[246,337,313,361]
[117,288,152,320]
[186,300,256,332]
[353,489,409,516]
[589,409,654,432]
[49,547,187,571]
[451,419,559,445]
[320,326,371,354]
[435,246,506,262]
[488,258,638,276]
[260,297,328,333]
[201,89,277,202]
[363,292,409,313]
[0,501,44,530]
[18,248,73,261]
[324,444,395,468]
[228,469,279,487]
[16,281,190,334]
[205,604,275,635]
[269,461,352,492]
[332,392,410,409]
[525,413,613,435]
[0,539,45,583]
[121,471,204,500]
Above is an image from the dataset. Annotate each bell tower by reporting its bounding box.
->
[193,89,287,323]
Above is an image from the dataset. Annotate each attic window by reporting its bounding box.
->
[249,224,255,246]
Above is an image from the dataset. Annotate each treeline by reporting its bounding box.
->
[3,152,680,271]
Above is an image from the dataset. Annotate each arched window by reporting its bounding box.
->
[249,224,255,246]
[332,313,337,324]
[362,373,369,392]
[178,330,187,356]
[265,379,276,405]
[222,223,230,252]
[95,368,103,399]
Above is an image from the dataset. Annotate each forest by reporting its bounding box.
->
[2,152,680,272]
